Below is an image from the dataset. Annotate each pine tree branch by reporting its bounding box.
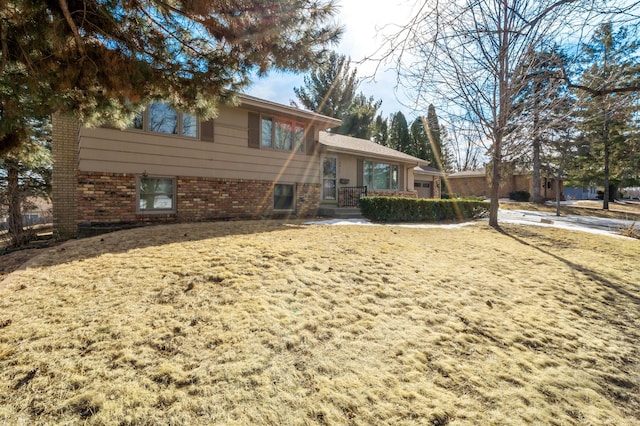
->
[560,68,640,95]
[58,0,86,57]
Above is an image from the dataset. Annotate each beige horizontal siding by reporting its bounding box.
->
[78,106,321,184]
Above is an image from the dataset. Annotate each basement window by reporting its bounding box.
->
[274,184,295,210]
[137,176,176,213]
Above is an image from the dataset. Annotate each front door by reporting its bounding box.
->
[321,156,337,202]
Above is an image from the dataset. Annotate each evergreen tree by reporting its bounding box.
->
[425,105,446,170]
[410,118,429,160]
[294,52,358,120]
[294,52,380,138]
[338,94,382,139]
[545,102,578,215]
[388,112,411,153]
[511,47,572,203]
[372,115,389,146]
[1,118,51,247]
[438,125,455,173]
[572,23,640,209]
[0,0,341,155]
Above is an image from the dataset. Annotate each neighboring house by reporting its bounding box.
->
[445,169,488,197]
[0,197,52,230]
[51,95,427,238]
[563,186,598,200]
[413,165,445,199]
[446,167,562,200]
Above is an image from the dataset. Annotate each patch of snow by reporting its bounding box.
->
[306,209,637,240]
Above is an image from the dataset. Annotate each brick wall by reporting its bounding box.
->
[77,171,321,225]
[52,113,80,239]
[78,172,139,223]
[446,176,489,197]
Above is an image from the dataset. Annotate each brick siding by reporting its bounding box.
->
[77,171,321,225]
[446,176,489,198]
[447,173,560,200]
[51,113,80,239]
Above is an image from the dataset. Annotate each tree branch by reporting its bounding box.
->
[560,68,640,95]
[58,0,86,57]
[526,0,580,28]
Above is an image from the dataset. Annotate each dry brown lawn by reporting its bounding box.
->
[0,220,638,425]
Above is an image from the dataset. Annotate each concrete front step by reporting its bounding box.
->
[317,207,363,219]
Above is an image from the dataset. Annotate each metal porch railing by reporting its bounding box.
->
[338,186,368,207]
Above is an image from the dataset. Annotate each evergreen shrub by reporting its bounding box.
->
[359,196,489,222]
[508,191,530,202]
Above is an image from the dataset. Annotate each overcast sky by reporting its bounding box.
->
[245,0,419,119]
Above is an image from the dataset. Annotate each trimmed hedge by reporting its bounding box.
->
[359,196,490,223]
[509,190,530,202]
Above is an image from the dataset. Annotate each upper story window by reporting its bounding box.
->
[364,160,399,191]
[130,102,197,138]
[261,117,305,152]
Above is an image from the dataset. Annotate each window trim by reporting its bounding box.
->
[136,175,177,214]
[260,115,306,153]
[130,103,198,139]
[273,183,296,211]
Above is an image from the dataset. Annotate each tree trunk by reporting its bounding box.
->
[602,126,610,210]
[7,165,26,247]
[489,1,510,228]
[489,148,502,227]
[609,183,617,202]
[532,82,542,203]
[555,168,562,216]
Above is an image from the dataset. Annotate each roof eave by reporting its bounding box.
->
[415,170,445,177]
[323,145,427,165]
[239,94,342,129]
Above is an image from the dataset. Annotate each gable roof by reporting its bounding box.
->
[414,165,445,177]
[318,131,427,165]
[448,168,487,178]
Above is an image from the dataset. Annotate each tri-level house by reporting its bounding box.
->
[52,95,438,238]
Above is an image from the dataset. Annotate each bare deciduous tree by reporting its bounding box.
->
[376,0,639,226]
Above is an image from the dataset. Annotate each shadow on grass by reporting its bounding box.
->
[3,219,309,275]
[496,226,640,306]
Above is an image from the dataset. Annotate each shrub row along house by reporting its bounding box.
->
[52,95,440,238]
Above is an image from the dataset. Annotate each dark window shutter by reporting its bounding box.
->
[200,119,215,142]
[248,112,260,149]
[399,166,405,190]
[305,127,315,155]
[357,159,363,187]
